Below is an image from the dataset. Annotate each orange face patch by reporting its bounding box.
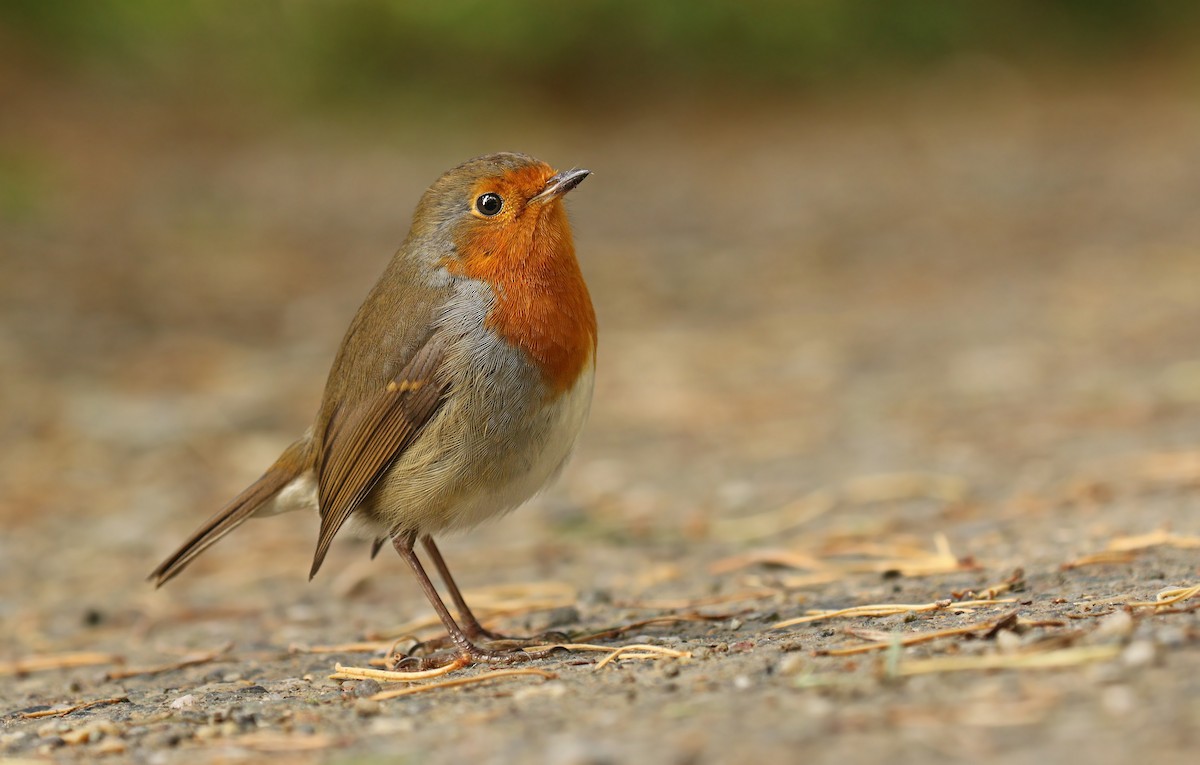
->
[449,167,597,394]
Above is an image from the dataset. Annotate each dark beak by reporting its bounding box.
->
[531,168,590,204]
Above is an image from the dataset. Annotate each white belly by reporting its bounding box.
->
[356,348,595,538]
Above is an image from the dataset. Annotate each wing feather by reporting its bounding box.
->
[308,336,448,578]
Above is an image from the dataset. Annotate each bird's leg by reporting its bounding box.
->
[390,533,563,670]
[420,535,572,648]
[420,536,504,641]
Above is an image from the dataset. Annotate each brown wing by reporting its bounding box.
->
[308,336,448,578]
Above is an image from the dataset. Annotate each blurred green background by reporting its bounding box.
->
[4,0,1200,110]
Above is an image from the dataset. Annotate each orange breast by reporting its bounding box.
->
[451,201,596,394]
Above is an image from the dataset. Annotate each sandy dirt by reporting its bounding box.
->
[2,62,1199,764]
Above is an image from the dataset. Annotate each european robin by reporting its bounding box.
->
[151,153,595,667]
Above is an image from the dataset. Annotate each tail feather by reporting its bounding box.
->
[149,438,312,586]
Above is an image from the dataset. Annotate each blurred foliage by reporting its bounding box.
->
[2,0,1199,106]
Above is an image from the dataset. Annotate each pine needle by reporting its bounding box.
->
[592,644,691,670]
[0,652,121,676]
[369,668,556,701]
[772,598,1016,630]
[19,696,129,719]
[104,643,231,681]
[331,660,466,682]
[818,612,1020,656]
[1129,583,1200,609]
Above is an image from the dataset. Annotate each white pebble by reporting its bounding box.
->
[169,694,196,710]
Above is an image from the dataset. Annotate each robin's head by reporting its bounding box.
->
[407,153,596,391]
[409,153,589,270]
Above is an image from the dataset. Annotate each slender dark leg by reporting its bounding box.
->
[421,536,503,641]
[391,533,561,668]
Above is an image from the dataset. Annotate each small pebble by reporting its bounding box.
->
[142,731,183,749]
[1155,625,1187,648]
[61,727,98,745]
[354,679,382,698]
[995,629,1022,654]
[369,717,415,735]
[1093,610,1134,641]
[194,726,222,742]
[354,699,382,717]
[778,654,807,677]
[169,694,196,710]
[1121,640,1157,668]
[37,739,65,755]
[578,589,612,606]
[95,737,127,755]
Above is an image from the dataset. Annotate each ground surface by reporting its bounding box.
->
[2,62,1199,764]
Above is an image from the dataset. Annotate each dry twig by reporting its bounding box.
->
[1107,529,1200,552]
[954,569,1025,600]
[369,668,556,701]
[592,644,690,670]
[817,612,1021,657]
[772,598,1016,630]
[104,643,231,680]
[1,652,121,676]
[19,696,129,719]
[331,660,467,683]
[1060,550,1139,569]
[1129,583,1200,609]
[1062,529,1200,569]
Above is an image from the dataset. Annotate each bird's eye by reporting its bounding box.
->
[475,193,503,216]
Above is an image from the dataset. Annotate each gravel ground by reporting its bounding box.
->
[2,61,1199,764]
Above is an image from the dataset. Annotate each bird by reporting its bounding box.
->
[150,152,596,668]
